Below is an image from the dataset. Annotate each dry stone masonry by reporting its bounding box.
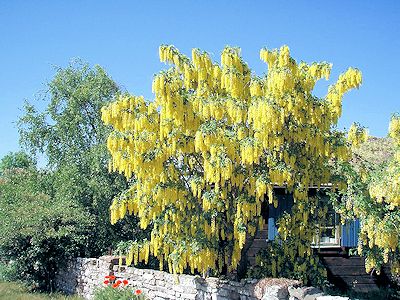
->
[55,256,349,300]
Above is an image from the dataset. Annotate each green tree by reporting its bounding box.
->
[0,153,94,291]
[18,60,139,256]
[0,151,34,175]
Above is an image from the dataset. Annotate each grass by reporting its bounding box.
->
[0,282,83,300]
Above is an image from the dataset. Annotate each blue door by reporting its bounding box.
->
[341,218,360,247]
[267,193,294,241]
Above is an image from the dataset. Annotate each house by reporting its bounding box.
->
[245,186,389,294]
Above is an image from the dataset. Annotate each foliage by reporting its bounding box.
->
[366,115,400,273]
[102,44,362,275]
[347,123,368,148]
[0,155,94,291]
[0,151,35,175]
[17,60,140,256]
[0,281,83,300]
[0,261,18,282]
[19,59,119,167]
[247,240,327,286]
[330,120,400,275]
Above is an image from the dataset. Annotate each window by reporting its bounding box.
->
[312,197,341,247]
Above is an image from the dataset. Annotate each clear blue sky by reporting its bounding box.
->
[1,1,399,159]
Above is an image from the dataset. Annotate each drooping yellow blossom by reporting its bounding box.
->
[347,123,368,148]
[102,44,362,275]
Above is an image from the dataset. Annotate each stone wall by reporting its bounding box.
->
[55,256,349,300]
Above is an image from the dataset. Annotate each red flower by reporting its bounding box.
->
[105,275,111,279]
[109,275,116,281]
[116,280,122,285]
[123,279,129,285]
[112,282,120,288]
[103,280,109,285]
[135,289,142,295]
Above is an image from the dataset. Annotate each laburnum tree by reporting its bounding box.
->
[101,45,362,275]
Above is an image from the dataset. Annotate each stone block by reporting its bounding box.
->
[143,273,154,280]
[304,293,325,300]
[262,285,288,300]
[156,279,166,287]
[203,293,212,300]
[133,268,145,275]
[229,280,246,287]
[154,290,176,299]
[172,285,187,293]
[179,274,197,287]
[217,288,231,297]
[180,292,198,300]
[211,294,231,300]
[154,270,164,280]
[289,286,323,300]
[237,287,252,296]
[316,297,349,300]
[143,281,157,289]
[164,274,177,284]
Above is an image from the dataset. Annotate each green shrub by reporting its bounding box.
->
[0,166,94,291]
[247,241,327,286]
[0,261,18,282]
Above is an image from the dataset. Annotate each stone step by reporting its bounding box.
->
[255,229,268,240]
[251,239,268,248]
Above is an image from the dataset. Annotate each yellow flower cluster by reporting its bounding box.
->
[390,115,400,144]
[347,123,368,148]
[102,44,362,274]
[326,67,362,123]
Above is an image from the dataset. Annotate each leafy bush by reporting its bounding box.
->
[247,241,327,286]
[0,161,94,291]
[0,151,34,176]
[0,261,18,282]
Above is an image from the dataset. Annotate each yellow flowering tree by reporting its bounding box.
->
[101,45,362,275]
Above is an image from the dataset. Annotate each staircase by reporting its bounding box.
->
[320,255,390,294]
[246,223,269,266]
